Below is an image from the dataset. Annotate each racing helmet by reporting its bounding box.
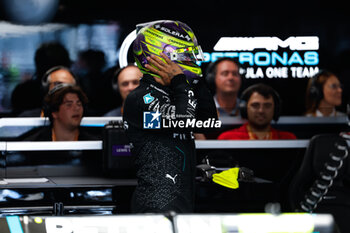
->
[133,20,204,83]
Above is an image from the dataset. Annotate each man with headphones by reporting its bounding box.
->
[104,65,142,116]
[24,84,96,141]
[206,57,242,117]
[218,83,296,140]
[18,66,77,117]
[42,66,77,92]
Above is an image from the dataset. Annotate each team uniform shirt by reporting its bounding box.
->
[123,74,217,213]
[218,122,297,140]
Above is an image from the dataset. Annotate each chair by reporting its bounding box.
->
[289,134,350,232]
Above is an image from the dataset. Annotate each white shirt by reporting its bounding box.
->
[306,108,346,117]
[214,95,240,117]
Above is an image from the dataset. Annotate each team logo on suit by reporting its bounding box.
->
[143,93,154,104]
[143,111,161,129]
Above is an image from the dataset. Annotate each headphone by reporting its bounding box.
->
[41,66,76,90]
[239,83,281,122]
[111,64,138,92]
[308,69,329,103]
[205,57,241,93]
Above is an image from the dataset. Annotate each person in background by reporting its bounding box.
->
[73,49,107,115]
[104,65,142,116]
[42,66,77,91]
[24,84,96,141]
[17,66,77,117]
[11,42,72,116]
[218,83,296,140]
[205,57,242,117]
[305,70,345,117]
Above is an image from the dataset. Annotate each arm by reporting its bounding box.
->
[168,74,196,119]
[146,54,196,120]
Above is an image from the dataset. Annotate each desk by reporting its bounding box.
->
[0,140,313,181]
[0,140,134,215]
[0,176,137,215]
[0,139,347,215]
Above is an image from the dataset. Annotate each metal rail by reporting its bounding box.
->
[0,140,311,151]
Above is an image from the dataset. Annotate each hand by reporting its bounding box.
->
[145,53,183,86]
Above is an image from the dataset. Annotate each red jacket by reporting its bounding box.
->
[218,122,297,140]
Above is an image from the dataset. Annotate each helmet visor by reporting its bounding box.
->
[166,45,204,62]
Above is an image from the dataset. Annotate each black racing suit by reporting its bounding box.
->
[123,73,217,213]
